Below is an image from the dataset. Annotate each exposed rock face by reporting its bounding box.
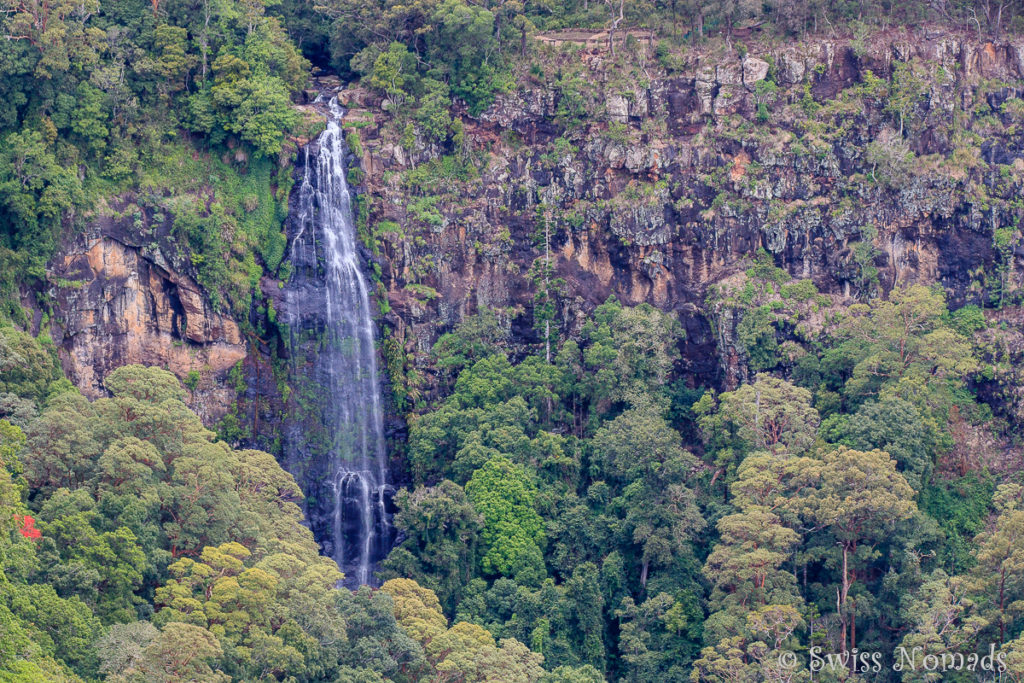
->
[335,28,1024,398]
[742,57,770,88]
[49,226,245,423]
[44,30,1024,442]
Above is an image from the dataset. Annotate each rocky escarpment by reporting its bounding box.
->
[329,28,1024,397]
[48,204,246,424]
[40,29,1024,452]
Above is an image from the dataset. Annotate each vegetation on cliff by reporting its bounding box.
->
[5,0,1024,681]
[0,0,308,326]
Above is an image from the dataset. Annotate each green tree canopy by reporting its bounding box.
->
[465,456,546,578]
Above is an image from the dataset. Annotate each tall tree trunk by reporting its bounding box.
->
[544,211,551,364]
[1000,565,1006,644]
[605,0,624,56]
[839,542,851,657]
[200,0,211,82]
[494,10,503,56]
[850,598,856,654]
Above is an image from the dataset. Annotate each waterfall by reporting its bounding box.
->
[284,93,394,587]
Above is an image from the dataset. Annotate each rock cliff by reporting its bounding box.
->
[338,28,1024,396]
[48,203,247,424]
[42,28,1024,447]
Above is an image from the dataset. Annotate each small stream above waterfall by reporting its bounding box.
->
[282,90,395,587]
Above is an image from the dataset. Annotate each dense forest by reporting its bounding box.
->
[4,0,1024,681]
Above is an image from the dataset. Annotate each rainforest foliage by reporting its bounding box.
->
[4,0,1024,681]
[382,285,1024,682]
[0,358,580,681]
[2,0,1020,315]
[0,0,309,324]
[4,282,1019,681]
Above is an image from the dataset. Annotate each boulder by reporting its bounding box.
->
[742,57,770,89]
[607,94,629,123]
[716,62,744,85]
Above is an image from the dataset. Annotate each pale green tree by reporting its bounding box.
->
[794,447,917,653]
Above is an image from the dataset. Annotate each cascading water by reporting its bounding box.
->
[284,92,394,587]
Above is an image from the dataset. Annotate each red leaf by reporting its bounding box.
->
[17,515,41,540]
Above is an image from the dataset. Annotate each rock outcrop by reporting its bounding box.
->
[336,28,1024,396]
[49,221,245,424]
[41,29,1024,442]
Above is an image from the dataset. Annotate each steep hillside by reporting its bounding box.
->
[7,1,1024,679]
[217,29,1024,457]
[347,29,1024,392]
